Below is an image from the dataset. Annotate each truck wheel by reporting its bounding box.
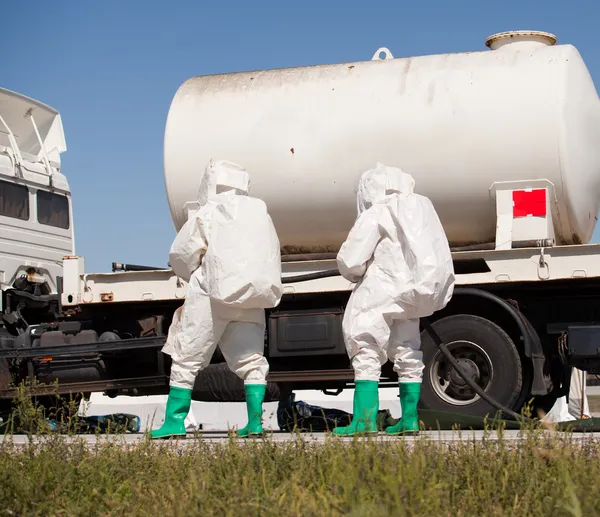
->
[420,314,523,418]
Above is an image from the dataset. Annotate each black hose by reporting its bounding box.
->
[285,268,535,424]
[112,262,166,272]
[422,319,534,424]
[282,270,341,284]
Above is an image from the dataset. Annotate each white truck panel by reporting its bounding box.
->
[0,87,66,166]
[61,244,600,305]
[61,258,186,305]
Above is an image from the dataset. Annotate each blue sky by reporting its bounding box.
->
[5,0,600,272]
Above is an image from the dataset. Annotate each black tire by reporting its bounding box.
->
[420,314,523,418]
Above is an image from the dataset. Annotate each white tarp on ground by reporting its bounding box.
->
[79,387,402,433]
[77,395,282,433]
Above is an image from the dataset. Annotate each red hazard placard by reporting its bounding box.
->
[512,189,547,218]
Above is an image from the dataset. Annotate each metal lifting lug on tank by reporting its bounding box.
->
[2,29,600,420]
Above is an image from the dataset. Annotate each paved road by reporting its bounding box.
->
[2,429,600,447]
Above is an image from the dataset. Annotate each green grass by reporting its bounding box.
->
[1,384,600,516]
[1,431,600,516]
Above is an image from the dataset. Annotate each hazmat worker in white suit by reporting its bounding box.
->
[333,163,455,436]
[152,160,283,439]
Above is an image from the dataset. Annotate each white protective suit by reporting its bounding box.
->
[337,163,455,383]
[163,160,283,390]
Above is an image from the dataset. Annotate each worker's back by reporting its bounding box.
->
[203,194,283,309]
[361,191,455,320]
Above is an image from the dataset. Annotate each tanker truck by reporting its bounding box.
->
[2,29,600,421]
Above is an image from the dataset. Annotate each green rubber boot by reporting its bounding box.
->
[332,380,379,436]
[237,383,266,438]
[150,386,192,439]
[385,382,421,435]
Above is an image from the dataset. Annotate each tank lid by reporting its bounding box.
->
[485,30,557,50]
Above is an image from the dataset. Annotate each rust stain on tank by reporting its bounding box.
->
[399,58,412,95]
[428,82,436,105]
[281,244,340,255]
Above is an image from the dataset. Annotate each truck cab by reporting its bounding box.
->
[0,87,73,335]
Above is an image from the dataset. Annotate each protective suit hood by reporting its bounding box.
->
[197,160,250,208]
[356,162,416,215]
[169,160,251,284]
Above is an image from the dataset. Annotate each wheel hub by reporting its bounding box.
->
[430,340,494,406]
[448,358,480,387]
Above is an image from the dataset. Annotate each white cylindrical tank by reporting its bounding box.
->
[164,31,600,251]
